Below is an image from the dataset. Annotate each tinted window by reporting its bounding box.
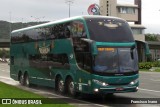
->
[71,21,91,72]
[75,52,92,72]
[71,21,89,52]
[50,23,71,39]
[85,18,134,42]
[11,22,71,43]
[70,21,86,38]
[29,54,70,69]
[11,28,45,43]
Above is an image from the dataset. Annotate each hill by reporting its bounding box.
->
[0,21,47,39]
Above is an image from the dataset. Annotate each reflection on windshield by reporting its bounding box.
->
[86,18,134,42]
[93,48,118,72]
[93,48,138,73]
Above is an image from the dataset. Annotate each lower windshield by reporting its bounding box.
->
[93,47,138,73]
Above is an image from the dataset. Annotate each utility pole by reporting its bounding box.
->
[65,0,74,17]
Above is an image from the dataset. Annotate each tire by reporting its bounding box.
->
[19,73,24,86]
[67,78,76,97]
[57,77,65,94]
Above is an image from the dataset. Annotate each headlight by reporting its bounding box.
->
[130,79,139,85]
[93,79,108,86]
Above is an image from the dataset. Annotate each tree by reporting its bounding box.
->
[145,33,159,41]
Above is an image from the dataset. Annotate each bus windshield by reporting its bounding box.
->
[85,18,134,42]
[93,47,138,73]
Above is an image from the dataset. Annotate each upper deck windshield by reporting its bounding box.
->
[85,18,134,42]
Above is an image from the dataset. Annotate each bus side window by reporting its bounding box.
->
[71,21,91,72]
[50,24,70,39]
[71,21,88,52]
[65,26,70,38]
[29,54,70,69]
[71,21,87,38]
[51,54,70,69]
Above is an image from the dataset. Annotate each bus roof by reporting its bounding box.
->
[11,15,125,34]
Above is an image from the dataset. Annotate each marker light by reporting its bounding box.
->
[94,88,99,92]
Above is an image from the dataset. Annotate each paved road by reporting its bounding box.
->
[0,63,160,107]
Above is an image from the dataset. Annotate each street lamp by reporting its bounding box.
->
[65,0,74,17]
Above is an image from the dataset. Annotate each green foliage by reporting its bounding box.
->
[0,49,10,58]
[155,69,160,72]
[139,61,160,69]
[139,62,152,69]
[145,33,159,41]
[0,82,72,107]
[152,61,160,67]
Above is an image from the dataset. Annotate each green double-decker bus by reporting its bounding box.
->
[10,16,139,96]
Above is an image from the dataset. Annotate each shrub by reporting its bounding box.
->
[139,61,160,69]
[139,62,152,69]
[152,61,160,67]
[0,49,10,58]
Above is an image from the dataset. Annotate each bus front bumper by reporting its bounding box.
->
[93,85,138,94]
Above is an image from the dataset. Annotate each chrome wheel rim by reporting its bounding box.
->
[20,75,23,84]
[26,76,29,86]
[58,80,64,92]
[69,81,74,95]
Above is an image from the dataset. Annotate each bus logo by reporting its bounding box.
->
[39,42,50,55]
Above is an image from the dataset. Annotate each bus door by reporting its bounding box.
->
[72,37,92,92]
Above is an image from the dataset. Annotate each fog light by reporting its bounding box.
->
[94,88,99,92]
[136,87,139,90]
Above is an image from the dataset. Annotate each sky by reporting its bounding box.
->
[0,0,160,34]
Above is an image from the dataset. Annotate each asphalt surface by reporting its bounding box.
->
[0,63,160,107]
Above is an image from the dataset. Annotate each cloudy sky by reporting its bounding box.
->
[0,0,160,34]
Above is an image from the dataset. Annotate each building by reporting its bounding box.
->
[99,0,149,62]
[147,41,160,61]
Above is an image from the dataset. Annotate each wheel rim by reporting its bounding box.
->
[19,75,23,85]
[58,80,64,93]
[26,76,29,86]
[69,81,74,95]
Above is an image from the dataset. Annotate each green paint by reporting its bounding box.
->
[10,16,139,95]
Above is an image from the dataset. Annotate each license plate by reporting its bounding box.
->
[116,87,124,91]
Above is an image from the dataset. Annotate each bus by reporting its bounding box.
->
[10,15,139,96]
